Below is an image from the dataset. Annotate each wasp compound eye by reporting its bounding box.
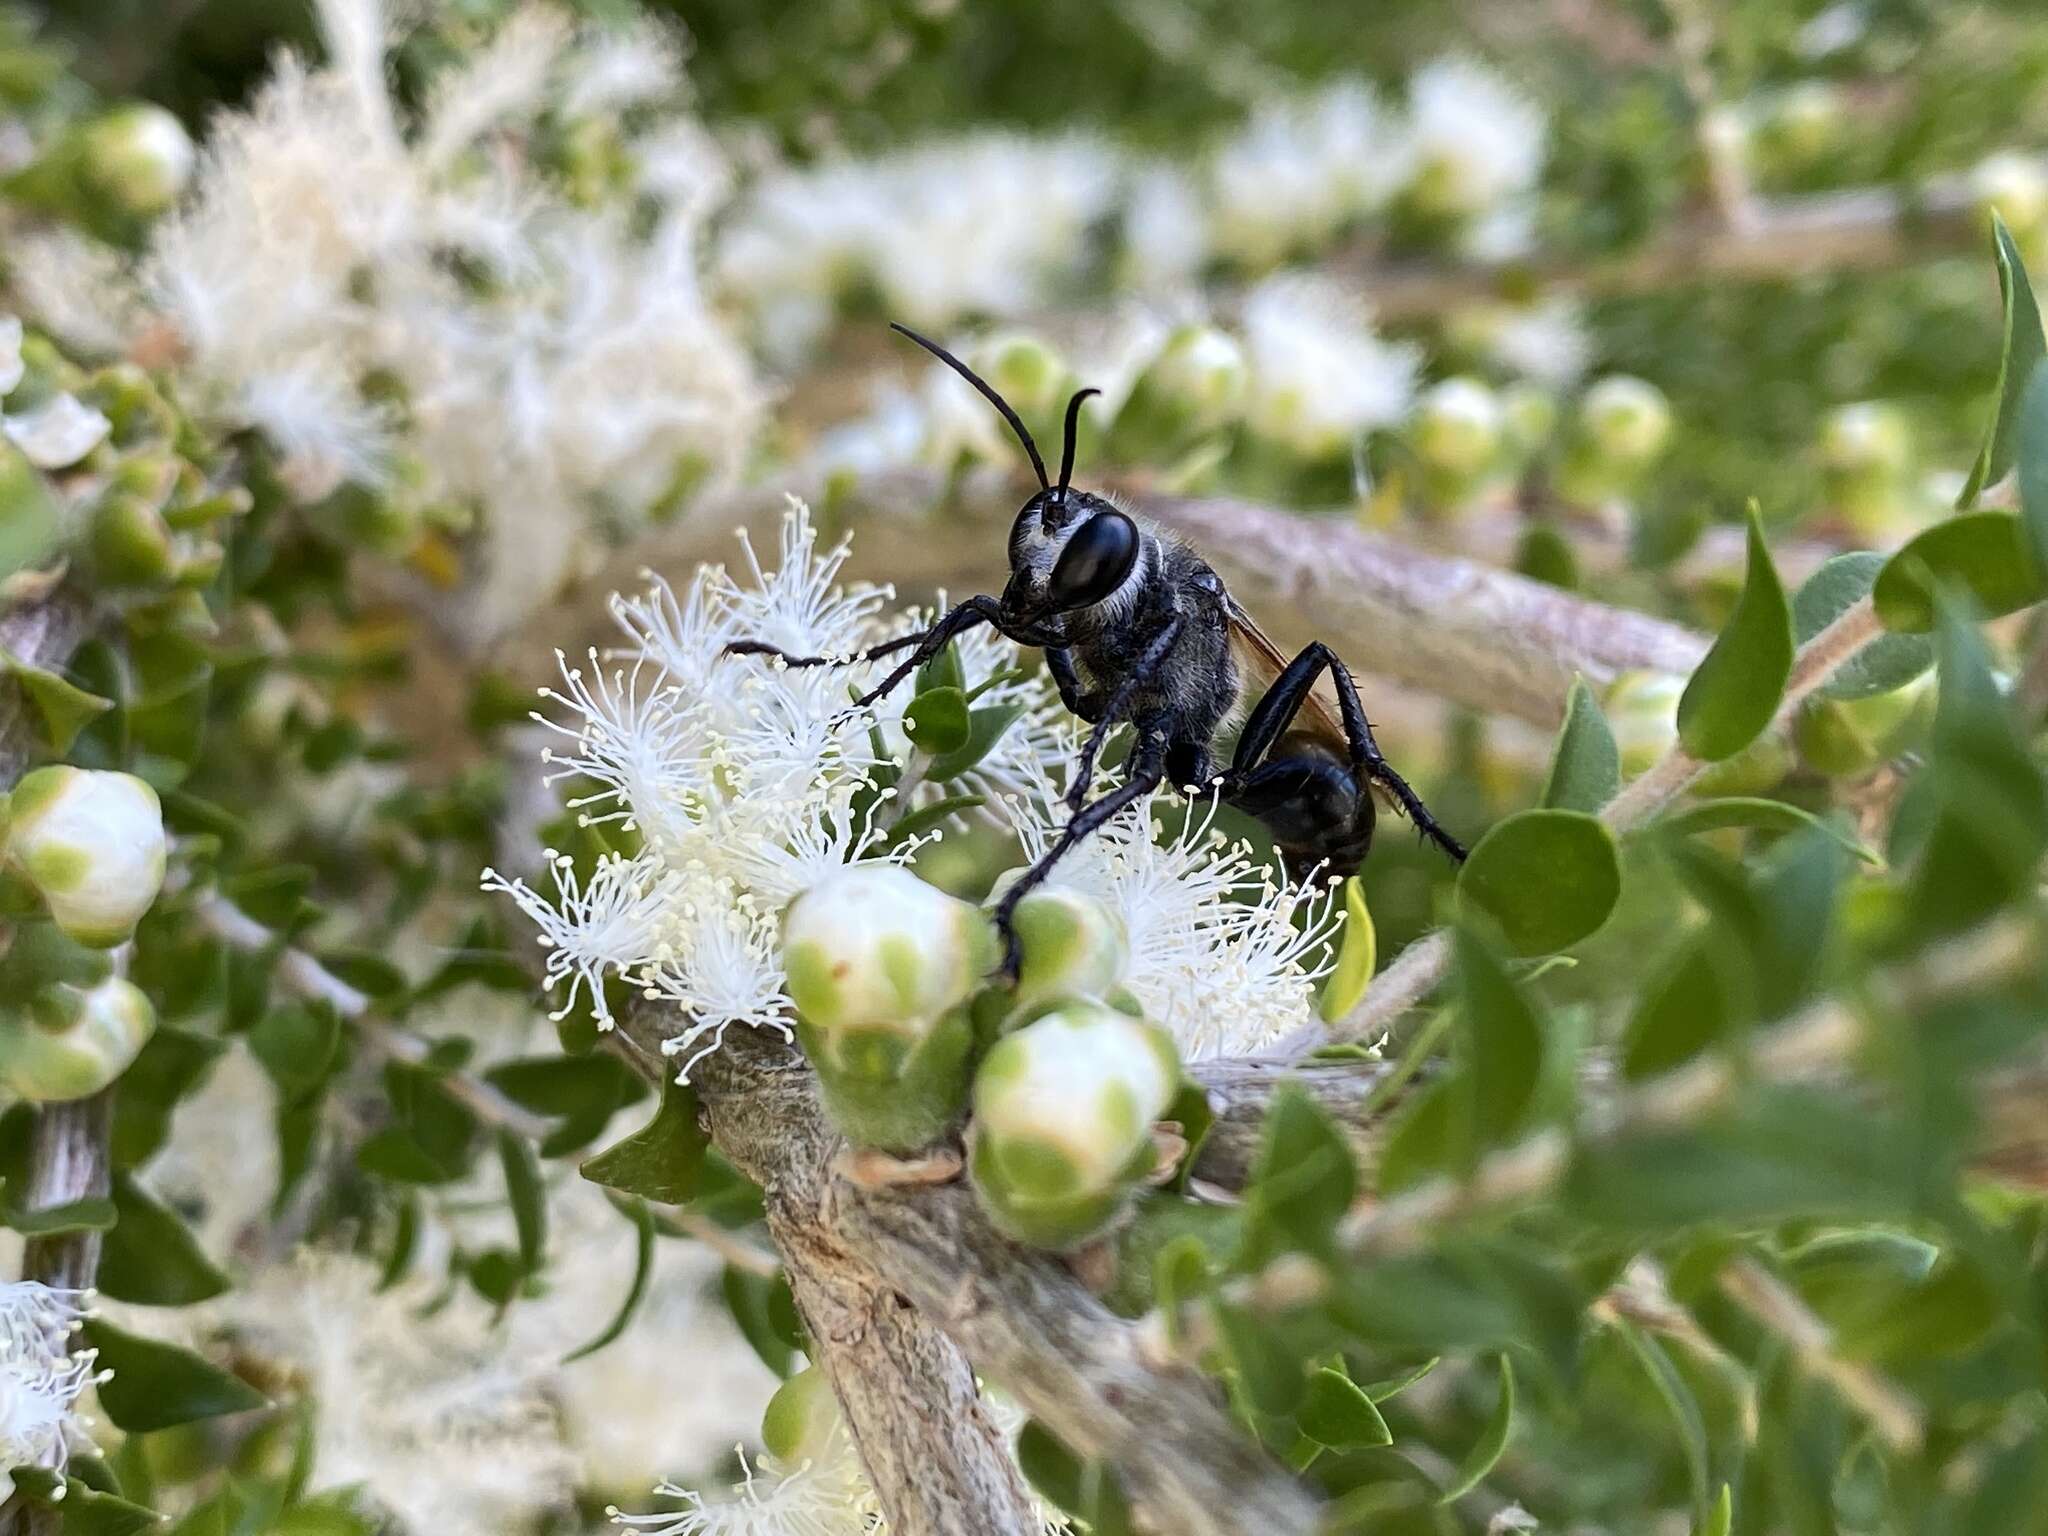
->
[1045,511,1139,612]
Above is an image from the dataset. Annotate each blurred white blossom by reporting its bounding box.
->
[1396,56,1547,228]
[1240,274,1419,458]
[142,0,760,634]
[1210,80,1400,268]
[0,1283,104,1501]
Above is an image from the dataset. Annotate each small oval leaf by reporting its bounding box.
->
[84,1317,269,1433]
[1457,809,1621,955]
[1873,511,2046,633]
[1658,797,1881,864]
[1438,1353,1515,1504]
[1958,212,2046,509]
[1300,1366,1394,1449]
[1677,504,1793,762]
[1318,878,1375,1023]
[1541,676,1621,813]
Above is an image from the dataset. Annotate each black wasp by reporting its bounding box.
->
[729,323,1467,973]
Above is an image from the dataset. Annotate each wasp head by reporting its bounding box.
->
[1003,488,1141,624]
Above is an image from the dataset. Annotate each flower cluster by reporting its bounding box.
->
[494,501,1348,1081]
[716,56,1547,354]
[20,0,761,637]
[0,1282,105,1501]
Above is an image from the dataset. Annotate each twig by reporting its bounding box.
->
[1718,1257,1924,1454]
[1311,595,1883,1048]
[627,1017,1321,1536]
[191,892,554,1141]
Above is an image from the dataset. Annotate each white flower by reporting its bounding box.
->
[2,395,111,469]
[535,648,709,848]
[721,500,888,664]
[1396,55,1547,219]
[1013,784,1342,1057]
[0,315,22,396]
[1476,297,1591,388]
[1121,165,1210,290]
[483,851,681,1028]
[1240,274,1419,458]
[652,897,796,1081]
[611,1448,866,1536]
[0,1283,104,1501]
[1211,81,1399,267]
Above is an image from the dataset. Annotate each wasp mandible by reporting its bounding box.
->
[729,324,1468,974]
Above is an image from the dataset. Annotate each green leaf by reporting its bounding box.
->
[485,1053,646,1156]
[1959,212,2046,509]
[722,1263,801,1378]
[1242,1084,1356,1261]
[1541,677,1621,813]
[4,1195,117,1235]
[98,1171,231,1306]
[1658,798,1880,864]
[883,792,986,849]
[1016,1419,1131,1532]
[111,1027,229,1169]
[1209,1302,1305,1415]
[1438,1354,1515,1504]
[7,1469,163,1536]
[1152,1233,1211,1352]
[247,1003,343,1106]
[903,685,971,755]
[1454,926,1545,1157]
[1793,554,1933,701]
[1618,1322,1712,1522]
[1677,503,1793,761]
[1300,1365,1394,1449]
[1873,511,2046,632]
[564,1197,656,1362]
[1621,935,1737,1080]
[1696,1485,1732,1536]
[579,1079,706,1204]
[85,1317,268,1432]
[1361,1356,1441,1401]
[916,638,967,697]
[498,1128,546,1273]
[314,948,407,1001]
[2021,360,2048,575]
[1457,809,1621,955]
[0,647,114,753]
[926,701,1029,781]
[1317,878,1375,1023]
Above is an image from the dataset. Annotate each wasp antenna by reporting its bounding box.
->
[1056,387,1101,499]
[889,322,1049,489]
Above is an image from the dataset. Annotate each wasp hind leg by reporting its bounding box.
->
[1224,642,1466,865]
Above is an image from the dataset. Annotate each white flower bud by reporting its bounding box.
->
[969,1002,1180,1250]
[0,976,157,1101]
[1007,886,1129,1017]
[3,394,110,470]
[1144,326,1248,434]
[3,767,167,947]
[1579,376,1673,468]
[81,104,196,217]
[1413,376,1504,477]
[783,865,995,1151]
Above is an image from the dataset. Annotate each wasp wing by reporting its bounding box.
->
[1223,599,1403,815]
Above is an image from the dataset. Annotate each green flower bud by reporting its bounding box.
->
[80,104,195,218]
[1501,382,1558,454]
[1413,376,1504,478]
[90,491,178,585]
[1794,674,1935,777]
[1006,886,1129,1019]
[0,976,156,1101]
[1605,670,1683,778]
[784,866,996,1151]
[1820,402,1917,539]
[973,334,1068,420]
[1693,731,1793,797]
[1579,376,1672,468]
[761,1365,843,1464]
[3,767,167,947]
[968,1002,1180,1251]
[1973,151,2048,241]
[1756,82,1843,169]
[1143,326,1248,435]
